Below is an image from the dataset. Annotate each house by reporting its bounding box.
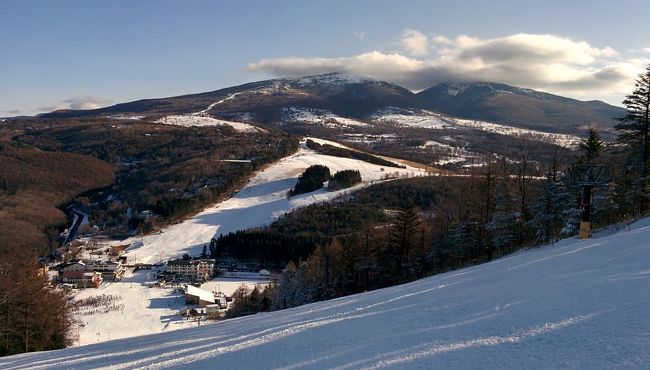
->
[59,261,86,273]
[166,259,215,281]
[61,271,103,288]
[86,260,125,281]
[184,285,215,307]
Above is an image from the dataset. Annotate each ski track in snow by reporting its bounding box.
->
[3,216,650,369]
[156,92,264,132]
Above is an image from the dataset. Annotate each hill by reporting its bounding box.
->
[417,82,625,136]
[3,217,648,369]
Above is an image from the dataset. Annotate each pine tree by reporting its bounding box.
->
[615,64,650,214]
[486,180,514,253]
[580,128,604,164]
[527,175,575,243]
[388,205,420,282]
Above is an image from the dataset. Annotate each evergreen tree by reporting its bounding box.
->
[486,180,514,253]
[290,165,331,196]
[527,175,575,243]
[615,64,650,214]
[388,205,420,282]
[580,128,604,164]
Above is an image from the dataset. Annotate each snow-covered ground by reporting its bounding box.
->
[71,268,193,346]
[201,272,271,297]
[121,138,425,265]
[372,108,581,148]
[373,107,453,129]
[5,218,650,369]
[281,107,368,128]
[155,114,261,133]
[454,118,581,147]
[62,137,425,346]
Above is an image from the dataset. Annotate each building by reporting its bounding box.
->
[166,259,215,281]
[185,285,215,307]
[61,271,103,288]
[59,261,87,273]
[85,260,125,281]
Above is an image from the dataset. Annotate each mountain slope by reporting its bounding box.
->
[40,74,623,138]
[41,73,416,123]
[417,82,625,136]
[4,218,649,369]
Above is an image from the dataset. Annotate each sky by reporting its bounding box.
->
[1,0,649,116]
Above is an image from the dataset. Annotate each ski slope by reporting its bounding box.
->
[122,138,425,265]
[4,218,649,369]
[57,138,426,346]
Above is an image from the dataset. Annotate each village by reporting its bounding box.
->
[47,235,274,332]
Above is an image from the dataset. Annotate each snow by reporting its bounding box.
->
[155,115,261,133]
[372,108,582,148]
[201,273,270,296]
[185,285,215,303]
[373,108,453,129]
[106,115,145,120]
[454,118,581,148]
[70,268,193,346]
[281,107,368,128]
[54,137,425,347]
[5,218,650,369]
[122,137,424,266]
[290,72,373,87]
[194,93,241,116]
[154,92,265,133]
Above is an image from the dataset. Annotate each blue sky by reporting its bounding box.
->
[1,0,649,115]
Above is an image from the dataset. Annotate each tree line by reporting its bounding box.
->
[225,63,650,319]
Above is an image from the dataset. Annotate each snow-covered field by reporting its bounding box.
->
[282,107,368,128]
[71,268,192,346]
[155,115,261,133]
[201,272,271,297]
[5,218,649,369]
[373,108,453,129]
[63,138,425,346]
[372,108,582,147]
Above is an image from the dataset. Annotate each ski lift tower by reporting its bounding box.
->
[577,165,608,239]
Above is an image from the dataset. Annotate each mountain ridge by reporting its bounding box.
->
[39,73,625,136]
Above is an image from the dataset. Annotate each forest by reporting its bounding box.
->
[0,117,296,355]
[223,123,645,317]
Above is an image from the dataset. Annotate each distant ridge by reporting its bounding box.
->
[39,73,625,136]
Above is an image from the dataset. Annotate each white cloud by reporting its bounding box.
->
[39,95,113,112]
[353,31,366,40]
[432,35,453,45]
[246,33,642,102]
[401,29,429,56]
[643,47,650,53]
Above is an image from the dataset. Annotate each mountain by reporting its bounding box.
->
[417,82,626,136]
[4,217,649,369]
[41,73,416,122]
[40,74,625,138]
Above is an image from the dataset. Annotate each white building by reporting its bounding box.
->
[166,259,215,281]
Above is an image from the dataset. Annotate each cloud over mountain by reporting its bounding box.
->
[246,32,643,102]
[38,95,113,112]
